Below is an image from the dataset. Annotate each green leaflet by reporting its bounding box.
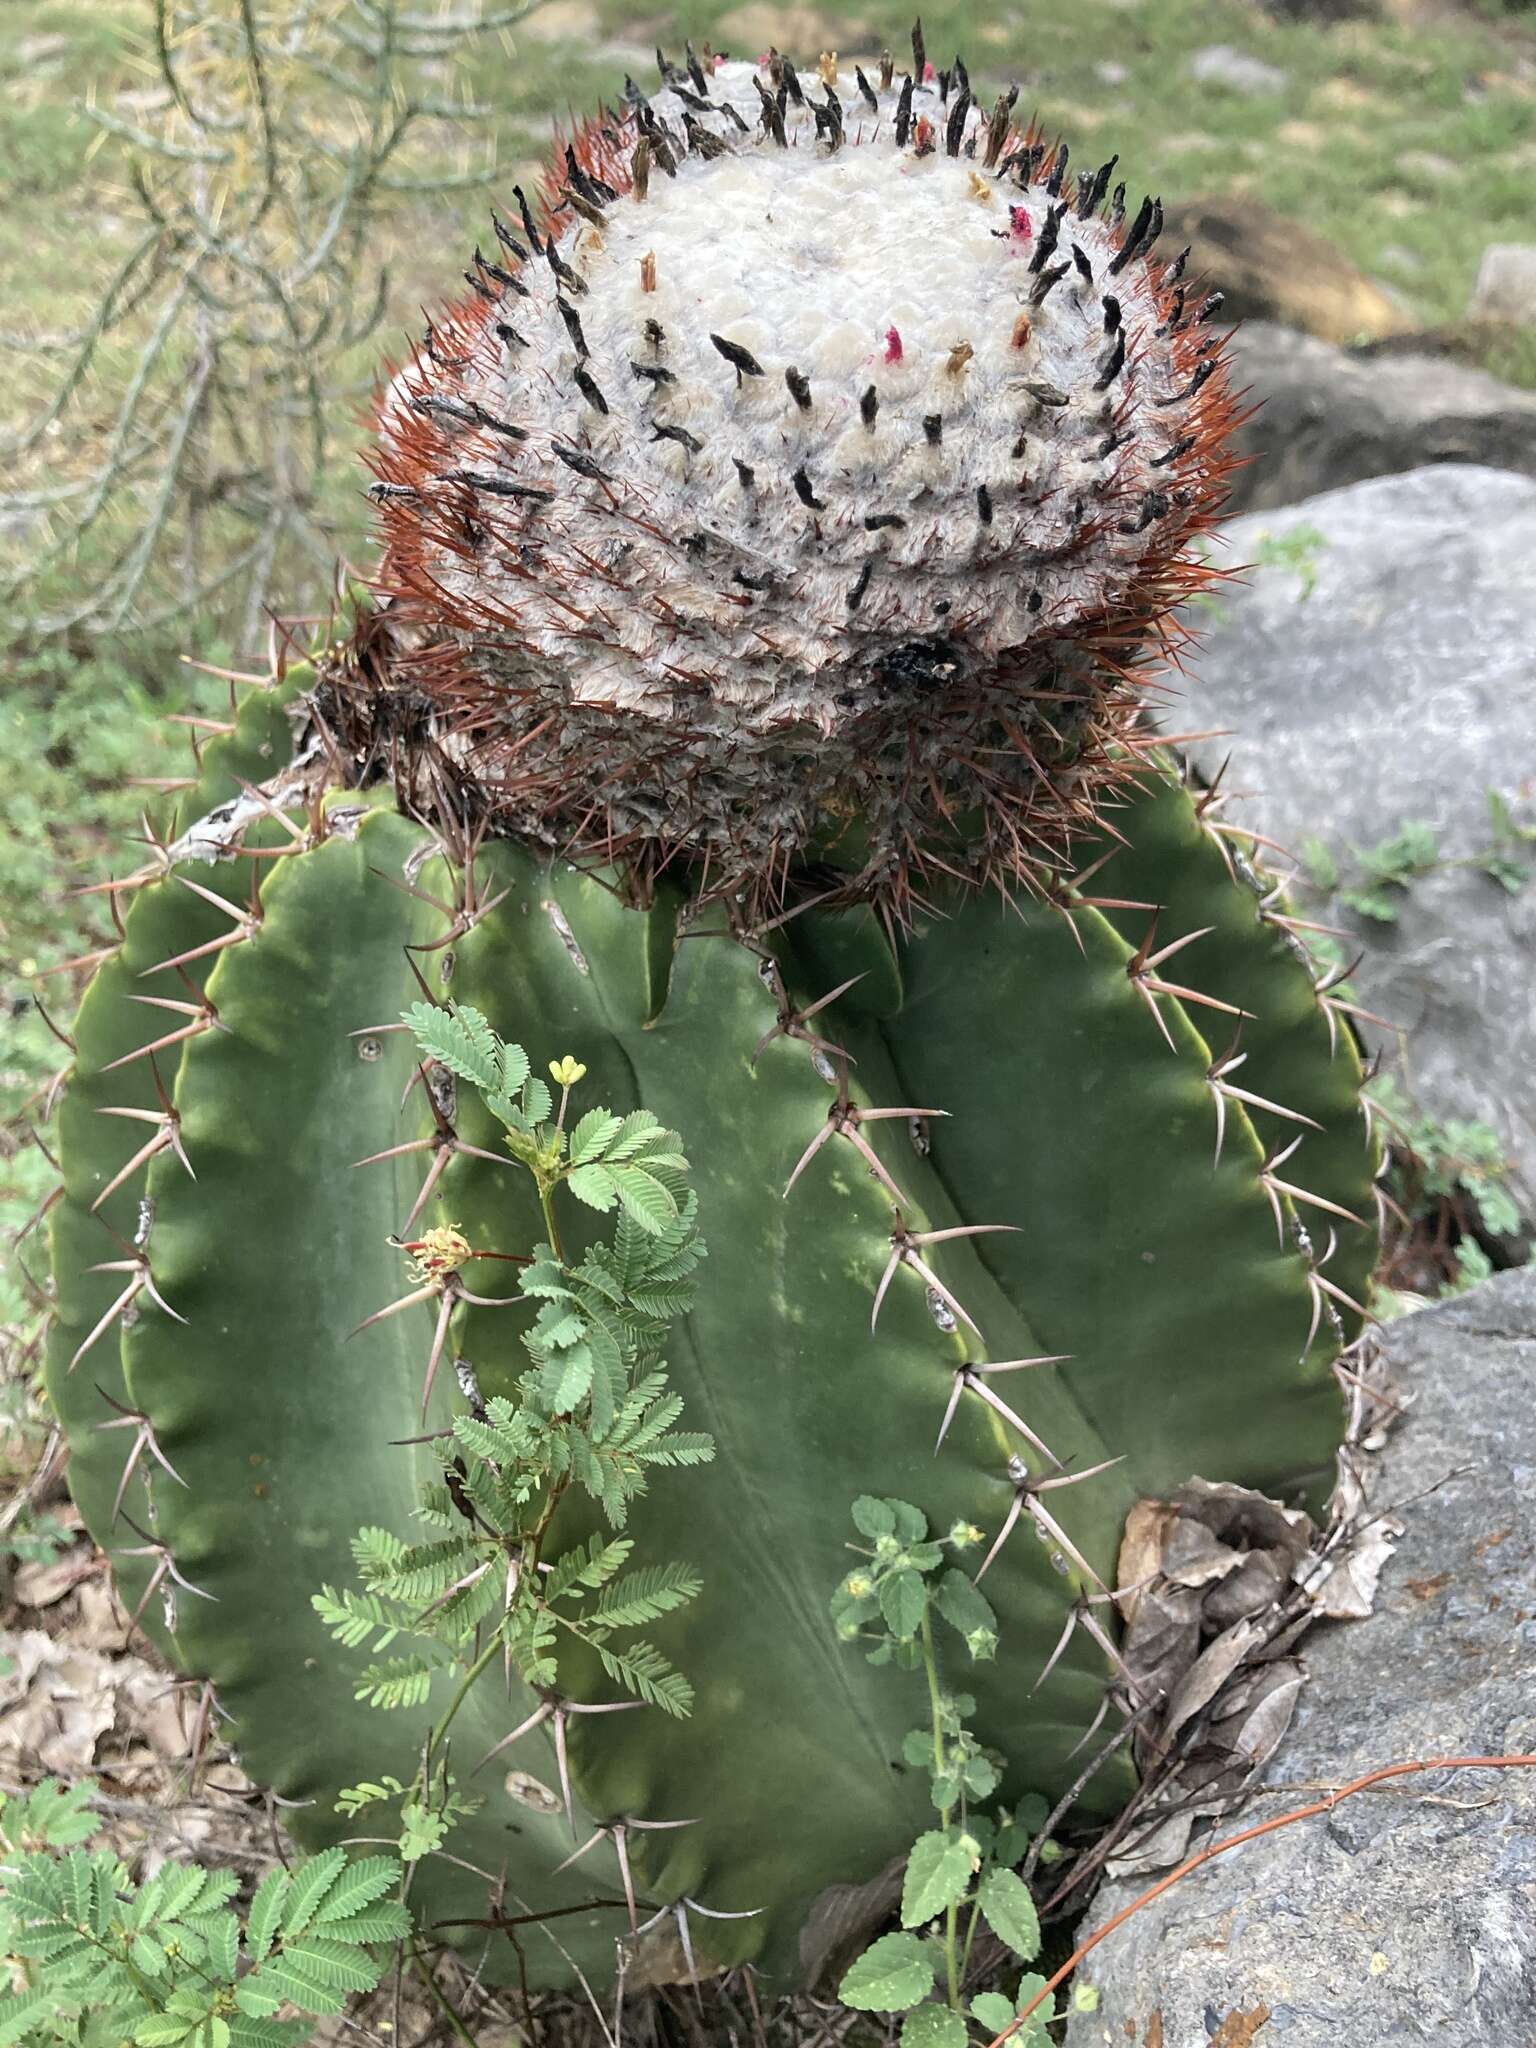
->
[901,1832,975,1927]
[975,1868,1039,1959]
[0,1791,404,2047]
[903,2008,969,2048]
[839,1933,935,2013]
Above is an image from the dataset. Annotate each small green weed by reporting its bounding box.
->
[1299,788,1534,926]
[1250,523,1330,602]
[831,1497,1063,2046]
[0,1778,409,2046]
[314,1003,713,1861]
[1368,1074,1528,1300]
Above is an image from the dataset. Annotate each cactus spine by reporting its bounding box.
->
[47,28,1379,1997]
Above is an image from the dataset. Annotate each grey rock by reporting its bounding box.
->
[1188,44,1287,95]
[1375,244,1424,277]
[1170,465,1536,1216]
[1065,1269,1536,2047]
[0,504,43,546]
[1221,323,1536,514]
[14,32,69,66]
[1160,198,1407,345]
[1259,0,1372,17]
[1470,243,1536,326]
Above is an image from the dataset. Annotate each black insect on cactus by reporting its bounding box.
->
[47,27,1381,1997]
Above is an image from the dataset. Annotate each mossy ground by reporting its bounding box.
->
[2,0,1534,1314]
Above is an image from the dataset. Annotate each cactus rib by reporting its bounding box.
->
[44,675,310,1647]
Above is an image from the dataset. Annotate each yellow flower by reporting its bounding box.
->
[549,1055,587,1087]
[404,1225,471,1283]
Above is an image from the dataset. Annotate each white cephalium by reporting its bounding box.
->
[368,51,1230,910]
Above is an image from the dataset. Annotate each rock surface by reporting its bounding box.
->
[1065,1267,1536,2047]
[1188,45,1287,95]
[514,0,601,39]
[1259,0,1372,16]
[1470,243,1536,327]
[1162,198,1409,345]
[1169,464,1536,1217]
[1221,322,1536,514]
[713,4,868,53]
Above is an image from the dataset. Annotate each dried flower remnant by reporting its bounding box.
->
[402,1225,472,1283]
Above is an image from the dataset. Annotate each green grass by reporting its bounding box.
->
[3,0,1535,1304]
[4,0,1534,343]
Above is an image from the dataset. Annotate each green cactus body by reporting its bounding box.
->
[45,678,304,1651]
[47,723,1374,1987]
[1088,766,1378,1321]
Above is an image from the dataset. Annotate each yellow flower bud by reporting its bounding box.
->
[549,1055,588,1087]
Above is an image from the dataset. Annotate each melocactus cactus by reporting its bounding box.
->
[363,35,1233,915]
[48,25,1379,1998]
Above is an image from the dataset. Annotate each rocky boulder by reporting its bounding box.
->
[1470,244,1536,328]
[1187,46,1287,96]
[1065,1267,1536,2046]
[1221,322,1536,514]
[1160,198,1409,345]
[1168,463,1536,1219]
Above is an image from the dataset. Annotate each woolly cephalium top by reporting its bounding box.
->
[358,35,1237,918]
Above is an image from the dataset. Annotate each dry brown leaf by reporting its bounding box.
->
[1160,1617,1267,1745]
[800,1853,906,1990]
[72,1574,136,1653]
[117,1664,201,1760]
[1116,1500,1180,1623]
[1406,1571,1453,1600]
[1210,2005,1271,2046]
[1159,1516,1244,1589]
[1303,1514,1402,1618]
[1203,1548,1288,1628]
[0,1633,118,1775]
[12,1550,99,1611]
[1207,1661,1305,1772]
[1177,1478,1313,1560]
